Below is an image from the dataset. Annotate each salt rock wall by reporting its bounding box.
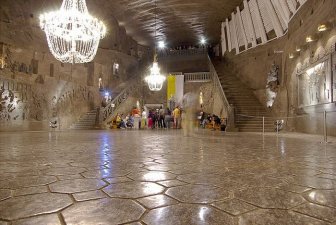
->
[221,0,336,136]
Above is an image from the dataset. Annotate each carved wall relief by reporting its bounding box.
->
[297,57,332,107]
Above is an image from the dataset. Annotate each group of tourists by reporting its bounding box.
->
[110,106,183,130]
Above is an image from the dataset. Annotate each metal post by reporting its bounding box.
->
[323,110,327,143]
[262,116,265,135]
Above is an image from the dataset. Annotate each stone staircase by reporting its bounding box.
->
[70,110,97,130]
[214,61,275,132]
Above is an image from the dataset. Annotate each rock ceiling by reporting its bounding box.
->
[0,0,243,46]
[98,0,243,46]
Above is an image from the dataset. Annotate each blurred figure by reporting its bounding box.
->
[182,92,199,136]
[173,106,181,129]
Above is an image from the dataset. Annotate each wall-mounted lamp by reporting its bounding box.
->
[289,53,294,59]
[296,47,301,52]
[317,24,327,32]
[306,36,314,43]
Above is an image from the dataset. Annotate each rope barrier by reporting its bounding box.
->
[236,110,336,119]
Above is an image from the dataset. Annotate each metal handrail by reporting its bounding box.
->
[101,78,139,123]
[207,56,235,129]
[208,58,230,108]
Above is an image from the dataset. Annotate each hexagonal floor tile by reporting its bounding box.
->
[177,173,233,188]
[82,169,130,179]
[62,198,145,225]
[42,167,86,176]
[128,171,176,182]
[0,176,57,189]
[0,189,11,201]
[212,198,257,216]
[103,182,164,198]
[235,187,305,209]
[49,178,107,193]
[293,203,336,223]
[0,193,72,220]
[11,214,61,225]
[166,184,230,204]
[143,203,236,225]
[238,209,329,225]
[304,190,336,208]
[137,194,178,209]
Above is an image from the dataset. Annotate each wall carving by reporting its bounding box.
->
[0,79,30,122]
[298,57,332,107]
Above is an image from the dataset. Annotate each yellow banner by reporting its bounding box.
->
[167,75,176,104]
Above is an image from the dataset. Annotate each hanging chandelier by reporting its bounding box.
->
[39,0,106,64]
[145,54,166,91]
[144,0,165,91]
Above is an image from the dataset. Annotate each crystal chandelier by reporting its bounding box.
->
[145,0,165,91]
[145,55,166,91]
[39,0,106,64]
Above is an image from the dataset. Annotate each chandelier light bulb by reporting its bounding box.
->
[40,0,106,63]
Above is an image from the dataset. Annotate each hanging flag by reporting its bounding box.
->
[167,74,184,108]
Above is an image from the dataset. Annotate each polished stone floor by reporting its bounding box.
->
[0,130,335,225]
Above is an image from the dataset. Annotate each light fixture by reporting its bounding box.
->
[145,0,166,91]
[145,56,166,91]
[289,53,294,59]
[306,36,313,43]
[200,37,206,45]
[158,41,165,49]
[318,24,327,32]
[296,47,301,52]
[40,0,106,64]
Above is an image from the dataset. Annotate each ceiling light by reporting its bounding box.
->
[306,36,313,43]
[318,24,327,32]
[158,41,165,49]
[40,0,106,63]
[200,38,206,45]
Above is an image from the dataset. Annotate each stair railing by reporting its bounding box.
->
[207,56,235,130]
[99,77,140,124]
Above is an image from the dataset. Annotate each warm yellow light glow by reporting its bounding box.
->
[318,24,327,32]
[306,36,313,43]
[145,62,166,91]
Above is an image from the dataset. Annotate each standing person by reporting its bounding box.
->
[173,106,181,129]
[148,110,153,129]
[141,108,147,129]
[159,106,165,128]
[164,107,171,129]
